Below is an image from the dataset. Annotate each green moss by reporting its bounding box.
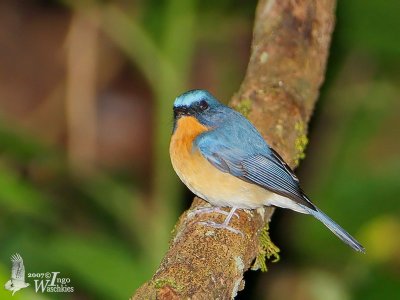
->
[170,221,179,238]
[234,99,252,117]
[294,121,309,166]
[153,278,184,292]
[251,223,280,272]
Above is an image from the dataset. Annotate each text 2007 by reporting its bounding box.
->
[27,273,45,278]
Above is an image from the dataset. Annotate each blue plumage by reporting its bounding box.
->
[171,89,365,252]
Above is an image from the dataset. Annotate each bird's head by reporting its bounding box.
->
[4,280,12,289]
[172,90,229,130]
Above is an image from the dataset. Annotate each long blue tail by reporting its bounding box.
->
[303,206,365,253]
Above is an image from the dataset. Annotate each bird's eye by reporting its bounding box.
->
[199,100,209,111]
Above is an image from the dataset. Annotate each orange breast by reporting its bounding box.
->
[170,116,269,209]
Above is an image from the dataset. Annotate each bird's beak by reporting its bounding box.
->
[173,106,190,118]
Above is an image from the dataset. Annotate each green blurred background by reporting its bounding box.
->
[0,0,399,299]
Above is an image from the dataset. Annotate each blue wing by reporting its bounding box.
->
[193,110,364,252]
[195,126,315,210]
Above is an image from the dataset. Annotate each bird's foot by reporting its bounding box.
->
[197,220,244,236]
[196,207,243,236]
[188,206,239,219]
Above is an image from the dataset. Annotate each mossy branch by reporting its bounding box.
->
[132,0,336,298]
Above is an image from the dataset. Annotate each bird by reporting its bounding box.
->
[4,253,30,295]
[169,89,365,253]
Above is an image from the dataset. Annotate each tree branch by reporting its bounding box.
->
[132,0,336,298]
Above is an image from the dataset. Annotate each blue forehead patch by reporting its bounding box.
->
[174,89,221,107]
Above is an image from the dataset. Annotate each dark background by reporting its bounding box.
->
[0,1,399,299]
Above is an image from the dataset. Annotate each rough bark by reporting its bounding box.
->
[132,0,336,299]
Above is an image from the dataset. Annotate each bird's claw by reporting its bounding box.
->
[197,220,244,237]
